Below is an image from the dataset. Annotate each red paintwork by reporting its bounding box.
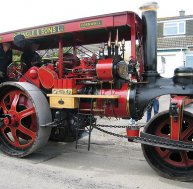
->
[96,58,113,81]
[65,57,96,79]
[154,114,193,167]
[20,65,58,90]
[0,90,37,148]
[58,37,63,78]
[170,96,192,141]
[79,83,129,118]
[53,78,76,89]
[130,14,136,62]
[19,67,41,88]
[63,79,76,89]
[94,83,129,118]
[38,66,58,90]
[126,127,140,137]
[58,79,63,88]
[3,117,9,125]
[29,69,38,79]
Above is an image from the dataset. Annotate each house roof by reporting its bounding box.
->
[157,35,193,49]
[158,15,193,22]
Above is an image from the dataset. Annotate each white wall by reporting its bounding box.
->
[157,51,184,78]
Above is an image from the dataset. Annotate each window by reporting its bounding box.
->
[164,21,185,36]
[186,55,193,67]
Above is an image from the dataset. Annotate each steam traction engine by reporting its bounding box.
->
[1,2,193,181]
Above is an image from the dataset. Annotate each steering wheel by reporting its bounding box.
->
[7,62,25,80]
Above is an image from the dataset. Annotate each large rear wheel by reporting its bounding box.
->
[142,109,193,181]
[0,82,51,157]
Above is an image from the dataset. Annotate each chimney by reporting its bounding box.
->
[139,2,159,83]
[179,10,185,16]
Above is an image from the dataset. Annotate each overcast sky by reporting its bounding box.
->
[0,0,192,33]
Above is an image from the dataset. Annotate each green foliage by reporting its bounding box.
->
[12,50,21,62]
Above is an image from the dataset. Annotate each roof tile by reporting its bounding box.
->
[157,36,193,49]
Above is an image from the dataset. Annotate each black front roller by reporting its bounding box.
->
[0,82,52,157]
[142,108,193,181]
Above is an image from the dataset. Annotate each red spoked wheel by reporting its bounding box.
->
[0,83,51,157]
[142,110,193,181]
[7,62,25,80]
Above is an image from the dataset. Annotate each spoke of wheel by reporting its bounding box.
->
[155,121,170,138]
[0,125,8,133]
[17,124,36,140]
[157,133,169,138]
[18,107,35,119]
[0,101,8,114]
[8,92,16,103]
[181,125,193,140]
[11,128,20,146]
[10,93,20,111]
[155,127,170,138]
[180,152,190,166]
[156,148,171,159]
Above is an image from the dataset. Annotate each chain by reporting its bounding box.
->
[94,125,129,138]
[93,124,193,151]
[96,124,144,129]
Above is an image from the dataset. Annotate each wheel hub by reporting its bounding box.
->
[4,111,19,128]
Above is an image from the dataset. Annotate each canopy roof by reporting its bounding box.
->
[0,11,141,50]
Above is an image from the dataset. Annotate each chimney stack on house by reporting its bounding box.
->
[179,10,185,16]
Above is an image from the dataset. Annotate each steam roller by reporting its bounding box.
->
[0,0,193,182]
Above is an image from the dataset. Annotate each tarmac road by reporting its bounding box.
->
[0,95,193,189]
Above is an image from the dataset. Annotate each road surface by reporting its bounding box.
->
[0,95,192,189]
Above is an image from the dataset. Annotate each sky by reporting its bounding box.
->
[0,0,192,33]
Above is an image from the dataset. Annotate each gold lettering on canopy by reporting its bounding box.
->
[14,25,64,38]
[80,20,102,28]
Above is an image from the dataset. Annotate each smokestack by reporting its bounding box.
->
[139,2,159,83]
[179,10,185,17]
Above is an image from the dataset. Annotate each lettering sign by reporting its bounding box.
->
[80,20,102,28]
[14,25,64,38]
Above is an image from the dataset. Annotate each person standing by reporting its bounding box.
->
[0,42,12,82]
[14,34,41,73]
[20,43,41,73]
[146,97,159,122]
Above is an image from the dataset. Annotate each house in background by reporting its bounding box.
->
[157,10,193,78]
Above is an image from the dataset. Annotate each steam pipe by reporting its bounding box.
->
[140,2,159,83]
[107,32,111,57]
[115,29,119,56]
